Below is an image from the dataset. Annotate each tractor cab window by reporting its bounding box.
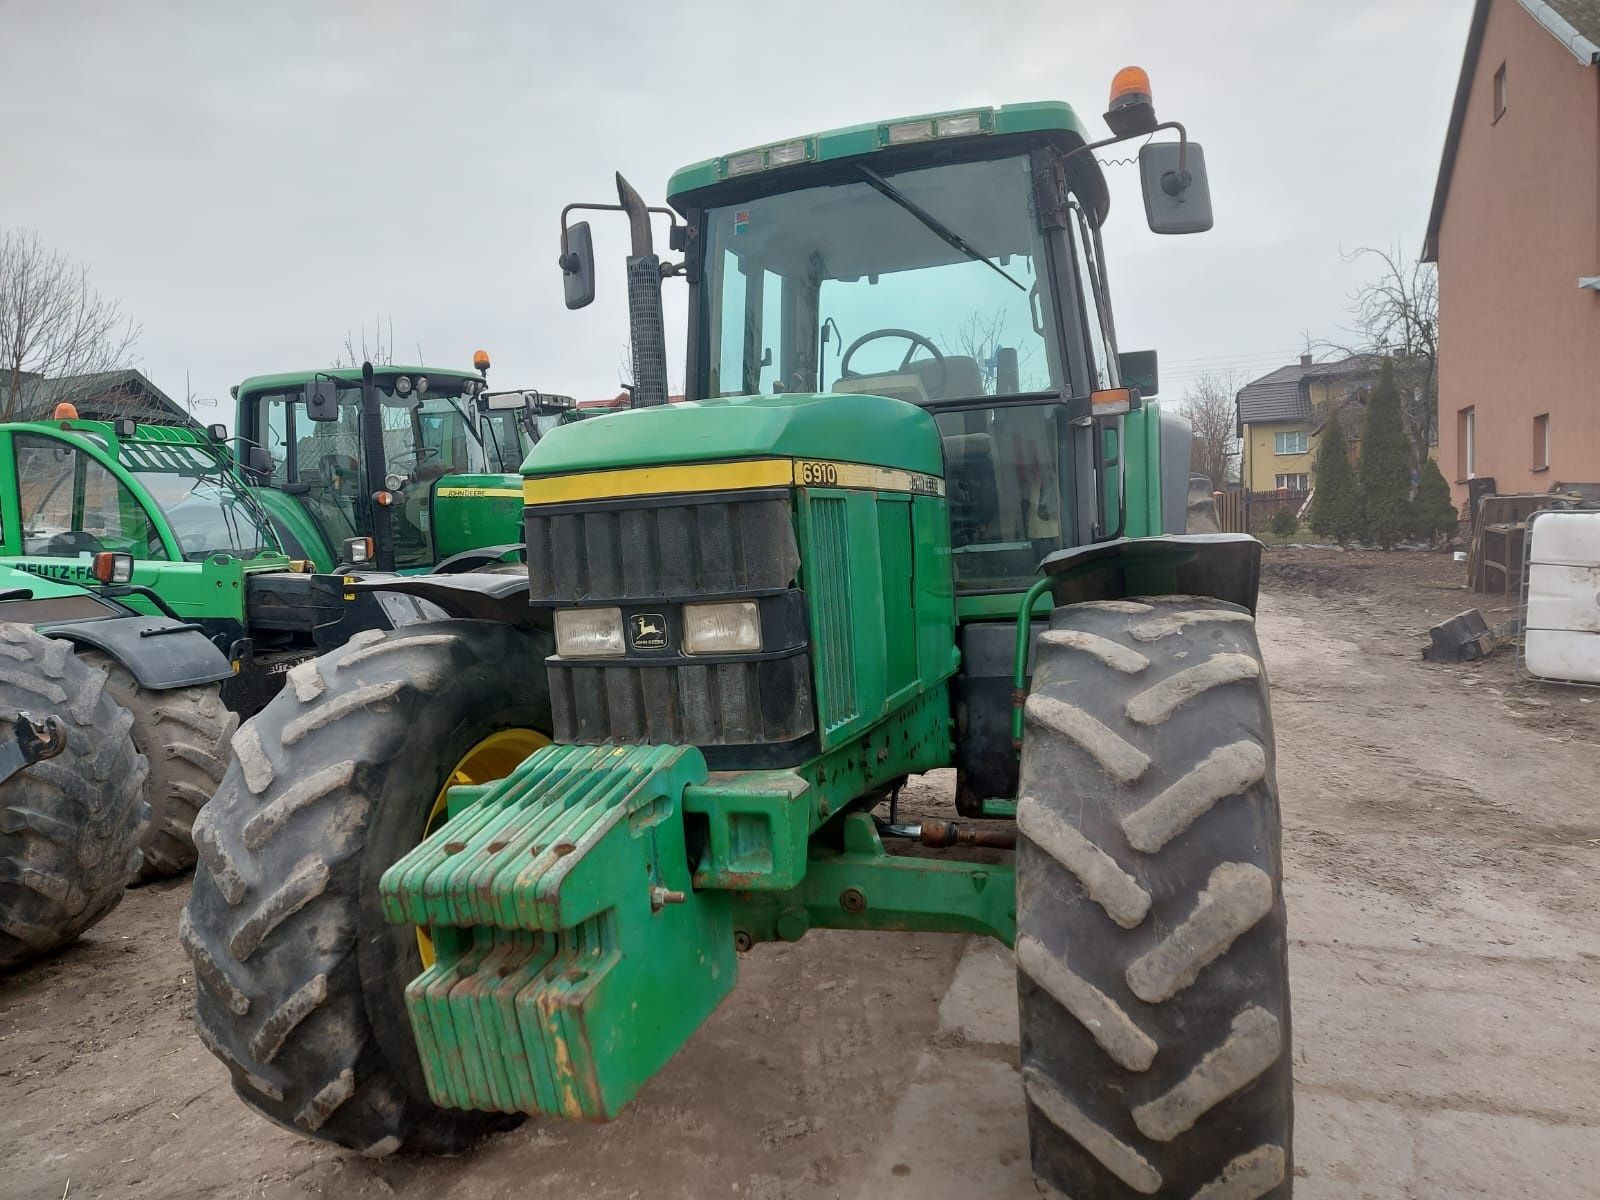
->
[933,404,1068,592]
[701,155,1062,404]
[260,395,293,486]
[477,410,527,473]
[14,434,168,560]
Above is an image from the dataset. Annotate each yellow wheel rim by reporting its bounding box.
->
[416,727,550,967]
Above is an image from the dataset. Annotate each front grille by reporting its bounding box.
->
[526,490,798,602]
[526,487,815,765]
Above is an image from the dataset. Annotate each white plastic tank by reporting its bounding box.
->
[1524,510,1600,684]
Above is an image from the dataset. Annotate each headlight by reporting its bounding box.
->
[683,601,761,655]
[554,607,624,657]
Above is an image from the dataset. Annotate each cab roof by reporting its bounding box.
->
[234,365,482,396]
[667,100,1102,212]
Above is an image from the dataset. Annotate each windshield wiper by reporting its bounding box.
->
[856,164,1024,292]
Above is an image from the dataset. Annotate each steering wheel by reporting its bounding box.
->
[839,328,948,398]
[44,530,105,556]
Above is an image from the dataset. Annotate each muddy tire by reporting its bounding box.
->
[183,621,551,1154]
[78,650,236,881]
[1015,596,1292,1199]
[0,625,147,969]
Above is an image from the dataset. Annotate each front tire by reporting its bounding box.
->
[0,625,147,969]
[1016,596,1292,1199]
[182,620,551,1153]
[78,650,236,881]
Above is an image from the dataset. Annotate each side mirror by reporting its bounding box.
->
[303,379,340,423]
[1118,349,1159,396]
[247,445,273,478]
[560,221,596,310]
[1139,141,1213,235]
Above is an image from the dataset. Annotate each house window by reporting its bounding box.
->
[1458,407,1476,480]
[1533,413,1549,470]
[1273,430,1308,455]
[1274,473,1309,492]
[1493,62,1507,122]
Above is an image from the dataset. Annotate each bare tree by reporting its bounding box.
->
[947,309,1042,393]
[0,229,142,419]
[1315,245,1438,466]
[332,315,398,367]
[1181,369,1241,489]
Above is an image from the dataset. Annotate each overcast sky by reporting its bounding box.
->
[2,0,1470,421]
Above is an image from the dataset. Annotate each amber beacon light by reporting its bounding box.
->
[1105,66,1158,137]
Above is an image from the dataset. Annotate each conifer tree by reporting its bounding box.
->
[1306,407,1361,546]
[1411,455,1458,545]
[1358,358,1414,549]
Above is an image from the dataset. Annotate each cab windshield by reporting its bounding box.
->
[700,154,1097,594]
[122,442,278,560]
[700,155,1061,403]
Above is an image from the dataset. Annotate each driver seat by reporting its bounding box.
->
[906,355,985,401]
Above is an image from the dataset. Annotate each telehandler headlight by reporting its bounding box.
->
[555,608,625,657]
[91,551,134,585]
[683,601,761,655]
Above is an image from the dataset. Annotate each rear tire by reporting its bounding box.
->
[78,650,236,881]
[183,621,551,1154]
[0,625,147,969]
[1016,596,1292,1199]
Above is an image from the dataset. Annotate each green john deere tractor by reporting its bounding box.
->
[232,360,577,574]
[0,414,423,889]
[186,81,1292,1199]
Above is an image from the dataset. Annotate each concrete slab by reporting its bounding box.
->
[936,937,1020,1046]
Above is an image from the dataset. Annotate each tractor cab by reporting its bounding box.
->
[234,365,510,571]
[688,143,1081,594]
[477,388,580,466]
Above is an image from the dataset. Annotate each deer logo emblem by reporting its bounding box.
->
[630,613,668,649]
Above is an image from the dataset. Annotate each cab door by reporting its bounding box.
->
[0,429,178,587]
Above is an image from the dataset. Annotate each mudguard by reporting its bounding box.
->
[41,614,234,689]
[430,543,523,574]
[344,568,537,625]
[1039,533,1262,613]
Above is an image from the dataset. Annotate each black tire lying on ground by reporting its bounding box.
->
[0,624,148,970]
[78,650,236,881]
[183,621,552,1154]
[1016,595,1293,1200]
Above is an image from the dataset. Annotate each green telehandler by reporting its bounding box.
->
[0,414,430,888]
[187,77,1292,1198]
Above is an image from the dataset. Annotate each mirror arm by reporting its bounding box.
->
[559,201,681,261]
[1059,119,1189,176]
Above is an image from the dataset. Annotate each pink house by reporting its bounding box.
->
[1424,0,1600,507]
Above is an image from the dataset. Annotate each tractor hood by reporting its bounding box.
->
[520,392,943,479]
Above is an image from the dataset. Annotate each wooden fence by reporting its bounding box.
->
[1244,490,1310,534]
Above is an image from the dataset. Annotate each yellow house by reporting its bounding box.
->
[1236,355,1377,494]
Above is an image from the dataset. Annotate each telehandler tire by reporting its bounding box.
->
[183,621,551,1154]
[0,625,148,970]
[78,650,236,881]
[1015,596,1292,1200]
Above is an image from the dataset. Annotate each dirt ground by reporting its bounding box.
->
[3,546,1597,1200]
